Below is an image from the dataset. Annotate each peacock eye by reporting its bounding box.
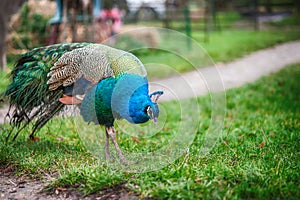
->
[42,54,49,61]
[146,106,155,120]
[52,52,59,60]
[144,105,150,114]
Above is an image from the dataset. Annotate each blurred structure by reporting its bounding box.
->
[47,0,127,44]
[127,0,219,42]
[232,0,298,30]
[126,0,166,21]
[124,0,298,31]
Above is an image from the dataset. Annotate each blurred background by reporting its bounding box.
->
[0,0,300,71]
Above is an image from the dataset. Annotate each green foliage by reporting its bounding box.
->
[13,3,49,49]
[1,63,300,199]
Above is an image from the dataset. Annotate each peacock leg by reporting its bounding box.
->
[105,129,111,159]
[105,126,127,165]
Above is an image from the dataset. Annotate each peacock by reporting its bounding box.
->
[4,42,163,164]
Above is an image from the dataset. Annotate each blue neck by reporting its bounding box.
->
[81,74,156,125]
[110,74,154,124]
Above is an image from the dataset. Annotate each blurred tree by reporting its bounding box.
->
[0,0,27,70]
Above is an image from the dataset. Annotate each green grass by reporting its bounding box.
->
[195,29,300,63]
[1,63,299,199]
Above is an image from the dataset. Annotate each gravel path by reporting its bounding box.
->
[1,41,300,199]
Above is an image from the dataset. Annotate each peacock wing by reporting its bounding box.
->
[86,43,147,77]
[47,46,113,90]
[46,46,116,105]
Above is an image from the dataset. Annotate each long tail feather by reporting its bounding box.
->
[4,43,89,139]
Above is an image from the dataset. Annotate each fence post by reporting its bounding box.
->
[184,5,191,50]
[253,0,259,30]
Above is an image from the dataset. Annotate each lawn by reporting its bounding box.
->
[1,63,299,199]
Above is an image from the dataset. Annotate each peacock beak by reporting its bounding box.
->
[147,106,157,126]
[152,117,158,126]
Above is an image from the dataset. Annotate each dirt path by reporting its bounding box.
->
[1,41,300,199]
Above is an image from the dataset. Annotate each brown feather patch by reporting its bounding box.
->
[59,94,82,105]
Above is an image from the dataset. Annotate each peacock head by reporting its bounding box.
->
[111,74,163,125]
[127,90,163,125]
[145,91,163,125]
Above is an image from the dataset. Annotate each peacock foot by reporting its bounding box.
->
[118,154,128,166]
[28,135,40,142]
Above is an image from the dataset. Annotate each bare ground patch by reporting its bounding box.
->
[0,165,139,200]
